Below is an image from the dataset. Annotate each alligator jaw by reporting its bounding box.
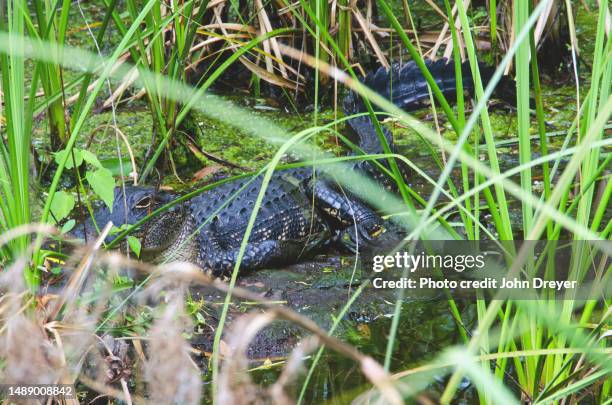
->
[141,208,200,265]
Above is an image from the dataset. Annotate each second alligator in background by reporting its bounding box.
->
[74,59,514,276]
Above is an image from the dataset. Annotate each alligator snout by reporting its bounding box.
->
[71,186,176,244]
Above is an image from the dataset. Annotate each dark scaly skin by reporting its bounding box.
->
[181,164,391,275]
[189,168,331,273]
[76,59,511,276]
[71,186,177,243]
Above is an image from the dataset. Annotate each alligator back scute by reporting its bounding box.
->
[189,171,324,251]
[345,58,504,118]
[341,57,516,157]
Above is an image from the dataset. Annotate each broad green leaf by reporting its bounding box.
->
[54,148,83,169]
[86,168,115,211]
[100,157,134,177]
[81,149,103,168]
[61,219,76,234]
[196,312,206,324]
[109,224,130,235]
[49,191,75,223]
[127,236,141,258]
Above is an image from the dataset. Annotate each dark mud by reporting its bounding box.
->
[183,252,467,403]
[188,252,461,360]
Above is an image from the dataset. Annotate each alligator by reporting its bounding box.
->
[74,59,512,276]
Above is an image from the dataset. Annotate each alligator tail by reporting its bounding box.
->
[343,58,515,154]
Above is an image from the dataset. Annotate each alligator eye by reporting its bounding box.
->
[135,196,153,209]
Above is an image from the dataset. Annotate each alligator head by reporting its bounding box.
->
[139,203,200,264]
[72,186,176,244]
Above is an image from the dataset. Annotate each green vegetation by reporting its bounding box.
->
[0,0,610,404]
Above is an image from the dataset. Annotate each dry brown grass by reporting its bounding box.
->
[0,227,401,404]
[145,298,202,404]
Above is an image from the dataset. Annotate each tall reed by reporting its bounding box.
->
[0,0,33,282]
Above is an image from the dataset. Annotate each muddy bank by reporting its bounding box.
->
[188,254,460,363]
